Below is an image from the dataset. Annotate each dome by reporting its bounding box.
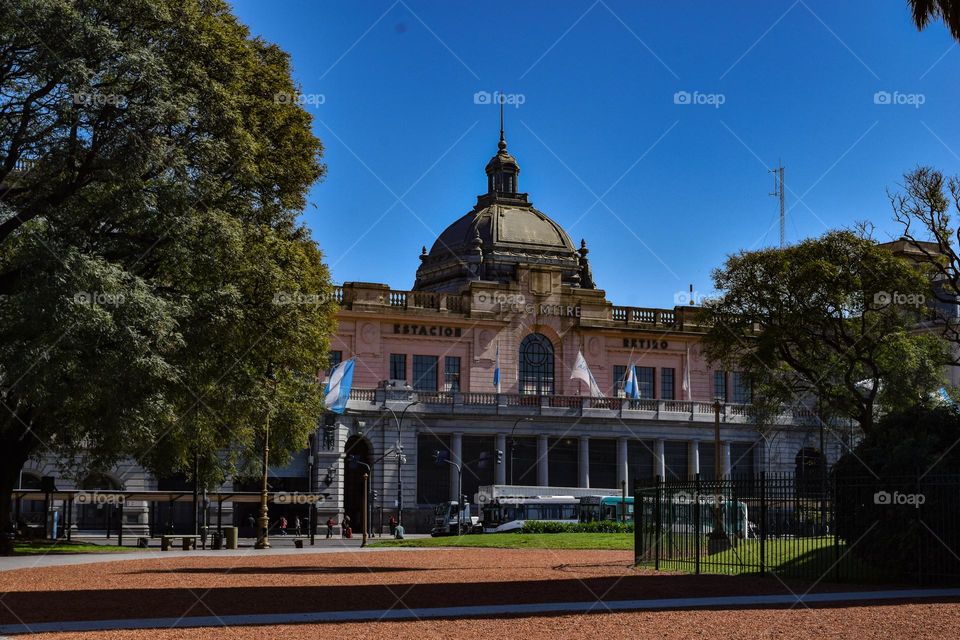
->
[412,128,596,293]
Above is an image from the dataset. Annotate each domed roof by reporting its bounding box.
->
[412,128,596,293]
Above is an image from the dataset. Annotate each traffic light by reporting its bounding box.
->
[496,449,503,464]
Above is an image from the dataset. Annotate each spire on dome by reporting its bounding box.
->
[485,100,519,195]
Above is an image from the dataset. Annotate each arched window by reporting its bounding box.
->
[519,333,555,395]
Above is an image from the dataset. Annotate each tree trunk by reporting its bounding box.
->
[0,436,35,555]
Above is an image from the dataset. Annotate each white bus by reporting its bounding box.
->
[479,496,580,533]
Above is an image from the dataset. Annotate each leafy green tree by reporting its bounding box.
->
[700,230,946,434]
[0,0,335,551]
[908,0,960,42]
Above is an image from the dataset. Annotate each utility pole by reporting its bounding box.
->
[769,163,785,248]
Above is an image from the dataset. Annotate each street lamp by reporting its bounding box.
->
[255,367,279,550]
[382,400,418,525]
[509,417,533,485]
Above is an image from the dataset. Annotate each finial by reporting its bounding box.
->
[498,96,506,152]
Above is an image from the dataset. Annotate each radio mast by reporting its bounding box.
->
[769,163,785,248]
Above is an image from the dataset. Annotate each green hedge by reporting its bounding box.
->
[520,520,634,534]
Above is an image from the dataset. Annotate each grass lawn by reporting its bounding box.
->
[12,540,143,555]
[372,532,634,550]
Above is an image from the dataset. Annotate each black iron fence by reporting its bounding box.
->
[635,473,960,584]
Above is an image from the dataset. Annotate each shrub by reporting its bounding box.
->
[520,520,634,534]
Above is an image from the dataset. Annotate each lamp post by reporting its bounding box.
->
[255,368,278,550]
[509,417,533,485]
[435,454,464,536]
[382,401,418,526]
[348,455,372,546]
[709,399,728,551]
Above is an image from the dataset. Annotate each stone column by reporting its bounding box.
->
[578,436,590,488]
[722,441,732,478]
[537,434,549,487]
[688,440,700,480]
[450,432,462,502]
[654,439,666,479]
[753,439,766,476]
[495,433,507,485]
[617,437,628,489]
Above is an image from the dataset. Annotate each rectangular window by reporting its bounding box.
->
[731,372,752,404]
[412,355,438,391]
[661,368,675,400]
[389,354,406,382]
[444,356,461,392]
[328,350,343,373]
[613,365,627,397]
[714,370,728,402]
[636,366,655,400]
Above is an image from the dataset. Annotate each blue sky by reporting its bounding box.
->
[230,0,960,307]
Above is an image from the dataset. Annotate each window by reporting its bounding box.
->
[444,356,461,392]
[661,368,675,400]
[328,350,343,373]
[412,355,438,391]
[731,372,752,404]
[714,370,728,402]
[613,365,627,396]
[389,354,406,382]
[636,367,655,399]
[519,333,554,395]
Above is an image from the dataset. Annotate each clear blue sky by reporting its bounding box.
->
[230,0,960,307]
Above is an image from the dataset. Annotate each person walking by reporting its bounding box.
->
[388,515,398,536]
[293,515,302,538]
[246,514,256,535]
[279,515,288,536]
[341,514,351,538]
[326,516,335,539]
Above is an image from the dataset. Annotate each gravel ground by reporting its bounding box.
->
[2,548,957,638]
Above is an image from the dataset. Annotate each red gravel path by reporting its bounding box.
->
[2,549,957,638]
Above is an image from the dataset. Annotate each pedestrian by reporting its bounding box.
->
[341,514,351,538]
[279,515,288,536]
[389,515,397,536]
[246,514,256,534]
[326,516,335,539]
[293,515,302,538]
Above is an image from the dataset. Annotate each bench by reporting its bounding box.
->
[160,534,200,551]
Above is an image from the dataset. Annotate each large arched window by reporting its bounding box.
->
[519,333,555,395]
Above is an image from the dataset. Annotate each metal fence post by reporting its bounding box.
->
[694,473,701,575]
[655,475,662,571]
[759,471,766,575]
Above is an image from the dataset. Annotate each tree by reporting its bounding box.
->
[700,230,946,435]
[0,0,335,551]
[908,0,960,42]
[891,167,960,362]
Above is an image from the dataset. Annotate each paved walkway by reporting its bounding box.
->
[0,536,429,572]
[2,588,959,635]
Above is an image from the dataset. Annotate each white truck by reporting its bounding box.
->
[430,500,481,536]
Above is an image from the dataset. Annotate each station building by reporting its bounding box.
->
[15,129,844,536]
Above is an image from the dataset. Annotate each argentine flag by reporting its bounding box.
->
[324,358,355,414]
[624,365,640,399]
[493,342,501,393]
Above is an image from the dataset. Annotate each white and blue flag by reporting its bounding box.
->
[624,365,640,399]
[324,358,355,414]
[571,350,604,398]
[493,342,501,393]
